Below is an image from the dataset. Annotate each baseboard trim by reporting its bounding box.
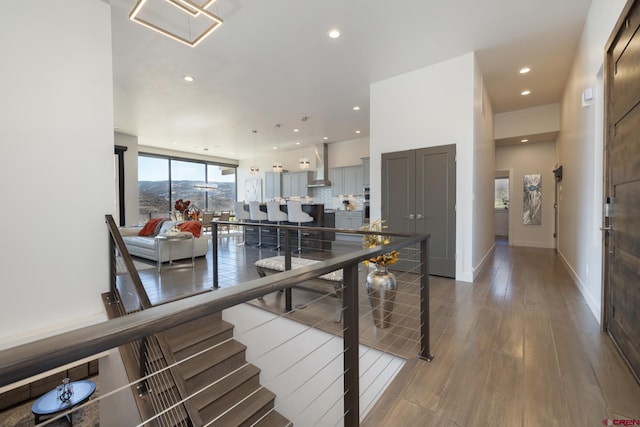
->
[473,244,496,281]
[557,249,602,325]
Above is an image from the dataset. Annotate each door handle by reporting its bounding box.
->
[416,214,424,220]
[600,226,612,231]
[404,214,415,220]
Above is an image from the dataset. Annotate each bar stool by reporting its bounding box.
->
[249,201,268,247]
[234,201,250,245]
[267,200,289,249]
[287,200,314,252]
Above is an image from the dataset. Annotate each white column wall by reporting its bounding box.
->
[0,0,114,346]
[370,53,476,282]
[473,59,497,278]
[557,0,627,323]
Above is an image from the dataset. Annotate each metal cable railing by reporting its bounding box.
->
[0,215,431,426]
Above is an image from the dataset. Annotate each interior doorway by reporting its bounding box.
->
[494,171,510,243]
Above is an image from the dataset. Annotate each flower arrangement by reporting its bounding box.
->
[361,219,399,267]
[174,199,191,212]
[186,206,202,220]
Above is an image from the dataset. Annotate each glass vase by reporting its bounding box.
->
[365,263,397,329]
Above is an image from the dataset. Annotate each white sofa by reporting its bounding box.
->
[119,221,209,263]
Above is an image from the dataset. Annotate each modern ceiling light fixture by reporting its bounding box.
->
[328,29,340,39]
[521,90,531,96]
[272,124,283,173]
[519,67,531,74]
[129,0,223,48]
[299,158,310,169]
[250,130,259,174]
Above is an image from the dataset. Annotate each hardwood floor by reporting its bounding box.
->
[363,239,640,426]
[117,235,640,426]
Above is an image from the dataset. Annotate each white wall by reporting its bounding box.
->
[115,132,140,226]
[370,53,476,282]
[328,138,370,168]
[495,141,557,248]
[0,0,114,347]
[473,59,497,278]
[495,104,560,139]
[556,0,627,323]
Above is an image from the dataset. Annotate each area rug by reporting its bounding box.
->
[115,256,155,275]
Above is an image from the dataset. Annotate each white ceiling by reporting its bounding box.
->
[110,0,593,160]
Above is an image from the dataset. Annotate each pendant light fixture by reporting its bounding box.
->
[298,116,310,169]
[129,0,223,47]
[250,130,259,174]
[272,124,284,173]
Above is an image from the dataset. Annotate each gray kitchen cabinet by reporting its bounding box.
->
[335,210,364,240]
[265,172,282,199]
[282,171,312,197]
[331,165,364,196]
[362,157,370,187]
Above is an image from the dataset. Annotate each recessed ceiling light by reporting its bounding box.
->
[328,29,340,39]
[355,130,361,134]
[273,146,278,150]
[521,139,529,143]
[519,67,530,74]
[296,142,301,145]
[353,106,360,111]
[521,90,531,96]
[184,75,194,82]
[323,136,329,140]
[293,128,300,132]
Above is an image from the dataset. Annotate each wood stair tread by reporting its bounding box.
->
[164,316,232,353]
[201,385,277,426]
[191,363,261,410]
[253,410,292,427]
[177,339,247,380]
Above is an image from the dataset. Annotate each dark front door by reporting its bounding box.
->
[382,145,456,278]
[605,0,640,381]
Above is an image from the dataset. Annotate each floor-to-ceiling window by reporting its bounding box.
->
[138,154,236,223]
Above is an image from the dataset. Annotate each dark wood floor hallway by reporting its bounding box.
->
[363,239,640,426]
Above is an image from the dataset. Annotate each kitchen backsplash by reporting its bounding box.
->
[309,187,364,211]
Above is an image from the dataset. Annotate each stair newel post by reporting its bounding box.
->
[212,222,219,289]
[419,236,434,362]
[137,336,150,396]
[284,229,293,312]
[343,263,360,426]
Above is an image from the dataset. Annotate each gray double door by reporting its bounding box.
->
[381,145,456,278]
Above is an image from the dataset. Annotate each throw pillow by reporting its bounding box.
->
[159,221,178,234]
[138,218,166,236]
[177,221,202,238]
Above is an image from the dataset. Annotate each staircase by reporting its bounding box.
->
[156,312,291,426]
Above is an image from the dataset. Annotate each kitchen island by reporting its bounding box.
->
[239,203,335,250]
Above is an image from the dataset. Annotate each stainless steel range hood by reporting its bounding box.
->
[307,143,332,187]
